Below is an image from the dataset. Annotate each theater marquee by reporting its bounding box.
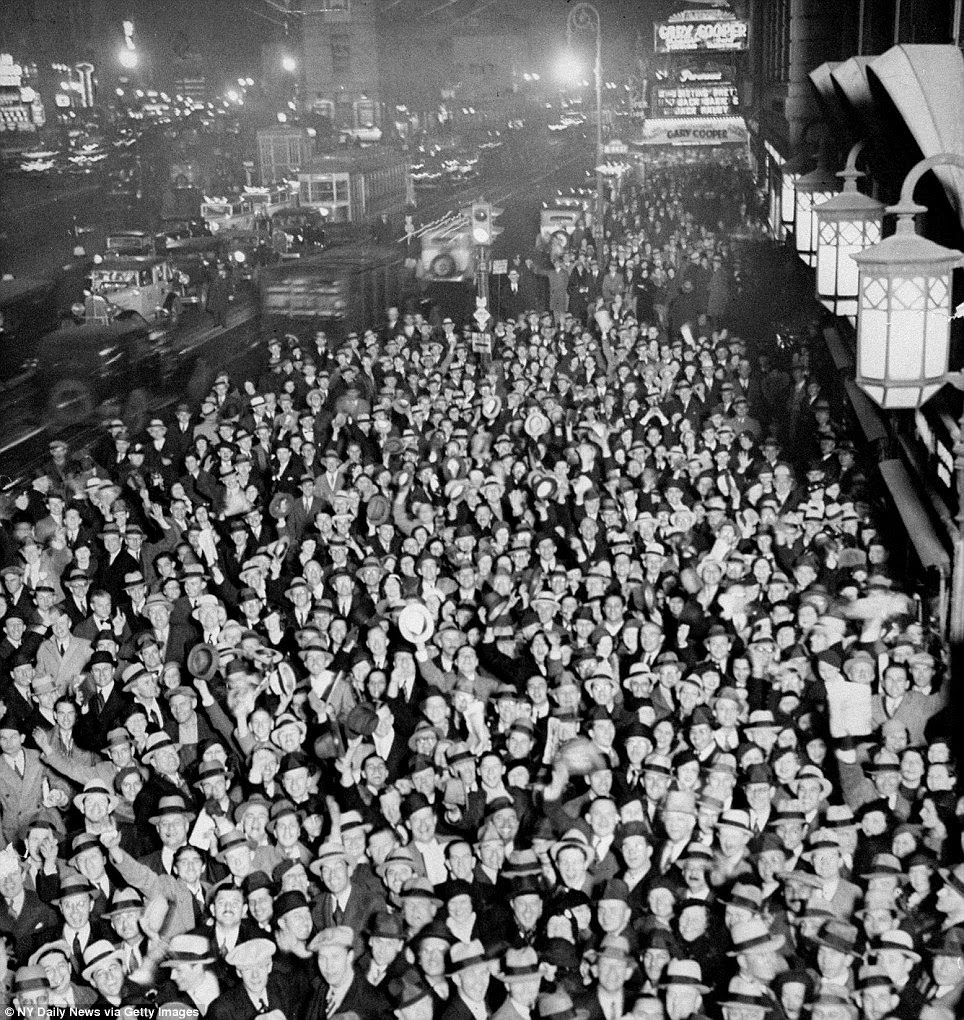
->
[654,9,749,53]
[636,116,749,146]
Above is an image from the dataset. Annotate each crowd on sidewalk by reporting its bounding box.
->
[0,156,959,1020]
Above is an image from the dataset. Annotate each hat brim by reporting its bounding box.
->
[73,789,119,814]
[81,948,126,983]
[158,954,215,967]
[725,934,785,956]
[398,602,435,645]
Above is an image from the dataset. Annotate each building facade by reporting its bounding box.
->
[744,0,964,622]
[301,0,382,131]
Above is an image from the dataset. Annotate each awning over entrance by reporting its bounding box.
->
[878,458,951,573]
[867,45,964,228]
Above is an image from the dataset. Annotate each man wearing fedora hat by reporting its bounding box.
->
[311,840,386,953]
[155,933,221,1015]
[661,959,710,1020]
[439,938,497,1020]
[205,936,294,1020]
[493,946,542,1020]
[28,937,97,1009]
[302,925,392,1020]
[82,938,150,1011]
[575,934,639,1020]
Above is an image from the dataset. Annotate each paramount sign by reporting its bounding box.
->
[654,14,749,53]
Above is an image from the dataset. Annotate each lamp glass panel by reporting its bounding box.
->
[816,239,836,297]
[781,173,796,225]
[795,191,813,254]
[887,387,920,409]
[859,310,888,377]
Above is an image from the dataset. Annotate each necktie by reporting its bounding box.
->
[72,932,82,967]
[12,758,23,779]
[333,903,344,925]
[6,899,18,920]
[95,693,106,714]
[60,642,67,656]
[325,987,337,1013]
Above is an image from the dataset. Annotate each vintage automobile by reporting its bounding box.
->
[35,312,215,429]
[0,277,62,382]
[83,256,184,326]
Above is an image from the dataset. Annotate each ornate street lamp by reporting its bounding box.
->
[567,3,603,246]
[853,153,964,410]
[814,141,885,321]
[852,153,964,642]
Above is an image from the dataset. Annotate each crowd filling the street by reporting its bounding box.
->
[0,155,960,1020]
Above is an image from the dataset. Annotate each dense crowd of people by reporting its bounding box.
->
[0,156,959,1020]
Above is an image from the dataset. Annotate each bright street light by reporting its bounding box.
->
[556,51,583,83]
[226,89,239,103]
[282,56,297,73]
[118,48,138,70]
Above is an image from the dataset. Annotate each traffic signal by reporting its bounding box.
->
[466,199,503,246]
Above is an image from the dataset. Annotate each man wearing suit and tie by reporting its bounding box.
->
[870,662,941,746]
[310,841,386,957]
[301,925,392,1020]
[31,871,113,974]
[74,651,132,754]
[404,793,454,888]
[0,717,70,844]
[440,940,500,1020]
[0,845,58,960]
[492,947,542,1020]
[315,450,348,509]
[501,268,527,321]
[139,594,196,667]
[35,607,92,689]
[60,568,92,629]
[207,937,294,1020]
[287,473,326,541]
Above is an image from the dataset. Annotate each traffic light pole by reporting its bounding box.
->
[475,245,490,306]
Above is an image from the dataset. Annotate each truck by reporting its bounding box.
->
[260,244,412,340]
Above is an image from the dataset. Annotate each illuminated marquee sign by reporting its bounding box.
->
[638,116,748,146]
[654,9,749,53]
[653,75,739,118]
